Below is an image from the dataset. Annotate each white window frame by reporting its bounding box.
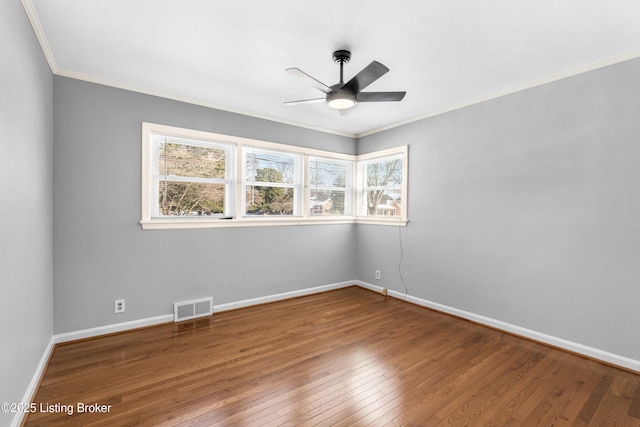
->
[242,146,303,217]
[356,146,408,225]
[141,123,407,229]
[150,133,235,219]
[307,155,354,218]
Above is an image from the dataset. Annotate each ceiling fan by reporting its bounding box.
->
[285,50,406,111]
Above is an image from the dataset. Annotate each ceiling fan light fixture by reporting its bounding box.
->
[326,90,356,110]
[327,97,356,110]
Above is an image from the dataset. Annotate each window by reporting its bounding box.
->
[141,123,407,229]
[243,147,302,216]
[357,147,407,222]
[308,156,353,217]
[150,132,234,218]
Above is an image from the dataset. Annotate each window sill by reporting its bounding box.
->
[140,217,407,230]
[355,217,408,227]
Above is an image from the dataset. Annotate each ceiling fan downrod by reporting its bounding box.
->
[332,50,351,85]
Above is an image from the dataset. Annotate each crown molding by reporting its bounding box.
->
[356,50,640,138]
[54,67,357,138]
[20,0,356,138]
[21,0,57,73]
[21,0,640,140]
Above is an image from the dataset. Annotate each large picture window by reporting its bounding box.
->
[141,123,407,229]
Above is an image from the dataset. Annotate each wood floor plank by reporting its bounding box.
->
[24,286,640,426]
[629,382,640,419]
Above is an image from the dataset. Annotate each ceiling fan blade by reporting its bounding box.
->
[356,91,406,102]
[286,68,332,94]
[342,61,389,93]
[284,98,325,106]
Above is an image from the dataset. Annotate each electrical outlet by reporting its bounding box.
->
[114,299,125,313]
[375,270,381,280]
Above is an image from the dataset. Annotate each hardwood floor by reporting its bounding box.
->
[25,286,640,426]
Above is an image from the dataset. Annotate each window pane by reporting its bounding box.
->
[310,190,346,216]
[366,157,402,188]
[245,186,294,215]
[159,142,226,179]
[158,181,225,216]
[309,157,351,216]
[309,157,348,188]
[365,189,402,216]
[245,150,295,184]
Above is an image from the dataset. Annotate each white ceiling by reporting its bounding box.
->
[24,0,640,137]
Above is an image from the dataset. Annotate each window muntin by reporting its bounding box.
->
[243,147,303,216]
[308,156,353,216]
[151,133,234,218]
[358,152,406,219]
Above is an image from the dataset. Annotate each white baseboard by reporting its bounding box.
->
[54,314,174,344]
[53,280,356,344]
[13,281,356,426]
[11,336,56,427]
[213,281,354,313]
[21,278,636,427]
[354,280,640,373]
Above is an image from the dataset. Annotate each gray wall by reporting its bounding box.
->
[357,57,640,361]
[0,0,53,423]
[52,77,357,333]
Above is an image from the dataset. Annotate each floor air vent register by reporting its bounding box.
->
[174,297,213,322]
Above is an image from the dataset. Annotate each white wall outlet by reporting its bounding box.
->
[114,299,125,313]
[375,270,381,280]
